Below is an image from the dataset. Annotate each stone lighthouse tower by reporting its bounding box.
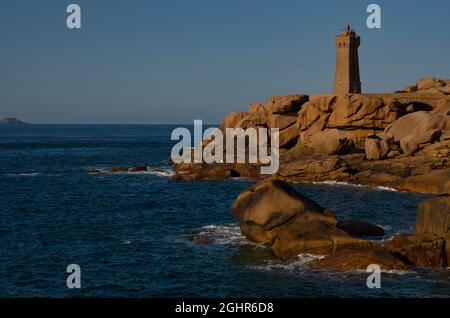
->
[333,24,361,94]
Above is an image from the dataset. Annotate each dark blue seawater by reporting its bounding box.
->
[0,125,448,297]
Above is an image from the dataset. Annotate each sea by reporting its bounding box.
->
[0,124,449,297]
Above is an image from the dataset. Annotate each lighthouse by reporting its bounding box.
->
[332,24,361,94]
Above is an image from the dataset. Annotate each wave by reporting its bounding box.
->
[88,166,175,178]
[311,180,398,192]
[248,254,325,272]
[190,224,250,245]
[14,172,41,177]
[350,268,412,275]
[4,172,61,177]
[146,167,175,177]
[375,185,398,192]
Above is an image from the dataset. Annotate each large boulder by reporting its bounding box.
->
[399,129,441,156]
[277,124,299,149]
[400,135,419,156]
[398,77,448,94]
[171,164,239,181]
[383,195,450,268]
[309,129,355,155]
[129,164,147,172]
[327,95,400,129]
[365,133,392,160]
[396,168,450,194]
[297,94,401,149]
[384,110,449,155]
[231,179,369,259]
[220,112,247,130]
[384,110,450,142]
[310,246,408,271]
[231,179,335,244]
[246,103,268,126]
[266,94,309,114]
[277,156,344,178]
[271,219,370,260]
[297,99,333,132]
[110,165,127,172]
[416,195,450,238]
[267,113,298,130]
[417,77,446,91]
[384,234,447,268]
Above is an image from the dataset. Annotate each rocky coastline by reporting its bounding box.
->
[231,178,449,271]
[170,76,450,271]
[171,77,450,196]
[106,76,450,271]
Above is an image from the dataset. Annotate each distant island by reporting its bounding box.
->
[0,117,28,125]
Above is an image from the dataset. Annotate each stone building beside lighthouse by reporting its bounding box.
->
[333,24,361,94]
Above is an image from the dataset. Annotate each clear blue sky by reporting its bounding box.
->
[1,0,449,124]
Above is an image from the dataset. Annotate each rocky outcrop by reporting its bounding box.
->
[110,166,127,172]
[277,155,348,180]
[399,76,450,96]
[220,112,247,130]
[416,195,450,238]
[385,109,449,143]
[310,194,450,270]
[230,179,450,270]
[278,123,300,148]
[327,95,400,130]
[108,164,148,173]
[309,246,408,271]
[172,162,262,181]
[231,179,371,259]
[383,195,450,268]
[231,179,335,244]
[363,109,449,158]
[384,234,447,268]
[246,103,268,126]
[266,95,309,114]
[128,164,147,172]
[309,129,355,155]
[364,133,393,160]
[297,94,401,149]
[0,117,28,125]
[395,168,450,194]
[172,77,450,195]
[265,95,309,148]
[235,103,268,129]
[168,77,450,272]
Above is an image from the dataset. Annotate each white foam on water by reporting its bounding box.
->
[311,180,398,192]
[145,167,175,177]
[351,268,412,275]
[375,186,398,192]
[88,166,175,178]
[378,224,392,231]
[248,254,325,272]
[192,224,251,245]
[312,180,362,187]
[6,172,41,177]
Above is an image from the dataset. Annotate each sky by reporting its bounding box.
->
[0,0,449,124]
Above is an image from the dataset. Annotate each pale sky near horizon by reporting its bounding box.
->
[1,0,449,124]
